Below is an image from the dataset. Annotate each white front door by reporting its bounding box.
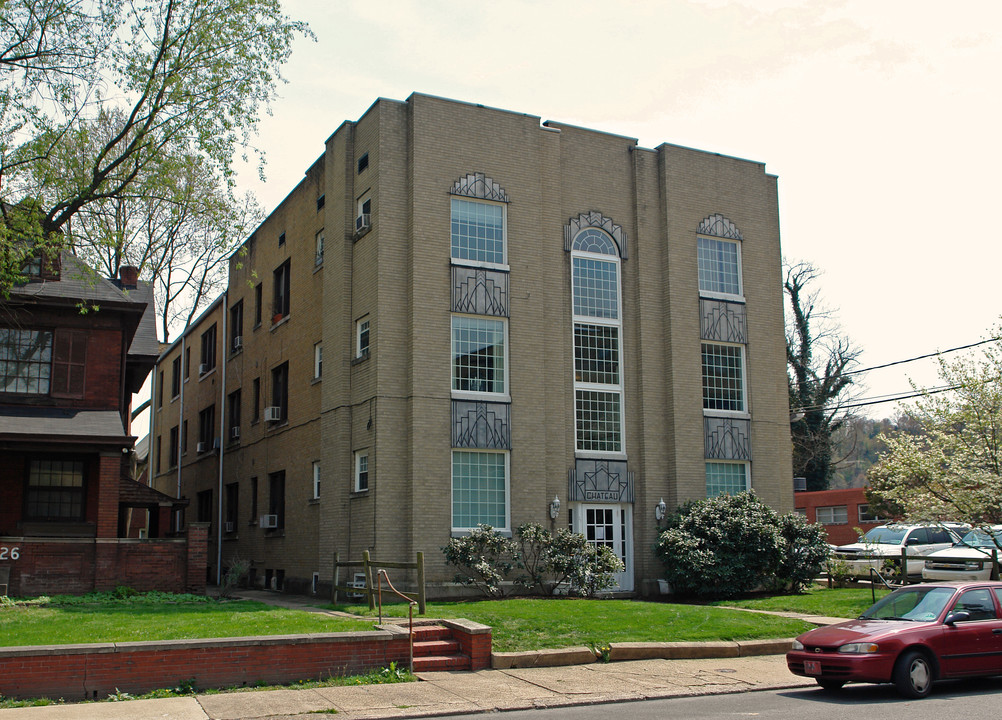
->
[575,504,633,592]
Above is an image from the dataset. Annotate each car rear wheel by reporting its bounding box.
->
[894,650,933,698]
[816,679,845,691]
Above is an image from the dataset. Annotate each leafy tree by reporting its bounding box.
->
[0,0,309,299]
[785,260,861,490]
[867,331,1002,528]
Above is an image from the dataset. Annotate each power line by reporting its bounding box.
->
[844,337,1000,377]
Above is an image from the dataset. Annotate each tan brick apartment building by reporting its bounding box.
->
[150,93,793,597]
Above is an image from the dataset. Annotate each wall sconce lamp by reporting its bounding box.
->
[549,495,561,520]
[655,497,667,522]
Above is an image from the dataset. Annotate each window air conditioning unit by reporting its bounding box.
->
[212,437,221,450]
[196,441,207,453]
[232,336,243,351]
[355,213,371,232]
[259,514,278,529]
[198,363,209,375]
[264,406,282,423]
[230,426,240,440]
[224,521,234,533]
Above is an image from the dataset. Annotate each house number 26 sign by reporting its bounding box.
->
[0,547,19,560]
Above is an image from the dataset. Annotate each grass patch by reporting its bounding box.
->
[329,597,814,652]
[708,585,889,618]
[0,592,374,647]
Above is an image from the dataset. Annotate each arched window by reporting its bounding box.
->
[571,228,623,454]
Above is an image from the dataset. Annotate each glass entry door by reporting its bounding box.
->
[576,504,633,591]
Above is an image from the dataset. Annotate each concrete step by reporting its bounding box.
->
[412,653,471,672]
[414,639,461,657]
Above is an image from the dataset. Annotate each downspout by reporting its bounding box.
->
[216,290,228,586]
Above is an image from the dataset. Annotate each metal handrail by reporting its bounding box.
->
[868,566,900,604]
[377,569,418,673]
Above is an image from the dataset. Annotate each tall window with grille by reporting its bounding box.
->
[570,228,624,454]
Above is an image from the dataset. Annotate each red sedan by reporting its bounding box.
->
[787,581,1002,698]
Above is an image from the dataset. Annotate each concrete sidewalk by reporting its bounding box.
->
[0,655,816,720]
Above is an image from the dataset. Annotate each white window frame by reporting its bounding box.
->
[314,342,323,379]
[354,450,369,493]
[570,233,625,457]
[356,316,370,359]
[701,342,748,417]
[312,461,321,500]
[697,235,743,301]
[858,504,886,523]
[816,505,849,525]
[705,460,750,498]
[450,449,510,533]
[450,197,508,270]
[450,314,509,400]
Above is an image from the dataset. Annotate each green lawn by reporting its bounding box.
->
[0,597,375,647]
[708,586,887,619]
[330,597,815,652]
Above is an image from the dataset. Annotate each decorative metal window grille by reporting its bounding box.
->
[451,266,509,317]
[700,299,747,343]
[452,401,511,449]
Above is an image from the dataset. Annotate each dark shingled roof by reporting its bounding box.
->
[0,406,128,444]
[10,252,139,308]
[119,477,186,506]
[126,281,160,359]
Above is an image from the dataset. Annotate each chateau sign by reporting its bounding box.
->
[567,460,633,504]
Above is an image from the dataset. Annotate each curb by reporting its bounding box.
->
[492,637,794,668]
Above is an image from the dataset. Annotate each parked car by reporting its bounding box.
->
[922,526,1002,582]
[787,581,1002,697]
[832,523,965,579]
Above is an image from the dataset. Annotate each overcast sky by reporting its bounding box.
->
[233,0,1002,419]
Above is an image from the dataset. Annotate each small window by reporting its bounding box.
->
[229,301,244,352]
[168,426,179,469]
[254,284,263,326]
[858,505,887,523]
[356,317,370,358]
[278,232,286,246]
[314,342,323,379]
[312,461,321,500]
[250,476,258,522]
[354,451,369,492]
[273,260,291,321]
[200,324,217,374]
[198,405,215,449]
[251,377,260,422]
[228,389,241,442]
[357,153,369,173]
[225,482,239,530]
[271,362,289,422]
[25,459,85,521]
[317,194,325,212]
[269,470,285,529]
[356,194,371,234]
[705,461,749,497]
[0,328,53,394]
[184,346,191,379]
[51,329,87,398]
[171,357,181,398]
[315,229,325,267]
[815,505,848,524]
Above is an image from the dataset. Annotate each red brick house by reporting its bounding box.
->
[793,486,889,546]
[0,252,207,596]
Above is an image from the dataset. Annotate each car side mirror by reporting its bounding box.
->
[945,611,970,626]
[906,537,922,545]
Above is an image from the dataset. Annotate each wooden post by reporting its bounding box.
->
[332,552,340,604]
[900,548,908,584]
[993,549,1000,581]
[416,551,426,615]
[363,550,375,610]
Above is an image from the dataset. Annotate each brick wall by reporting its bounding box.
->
[0,632,413,700]
[793,487,883,546]
[2,530,207,596]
